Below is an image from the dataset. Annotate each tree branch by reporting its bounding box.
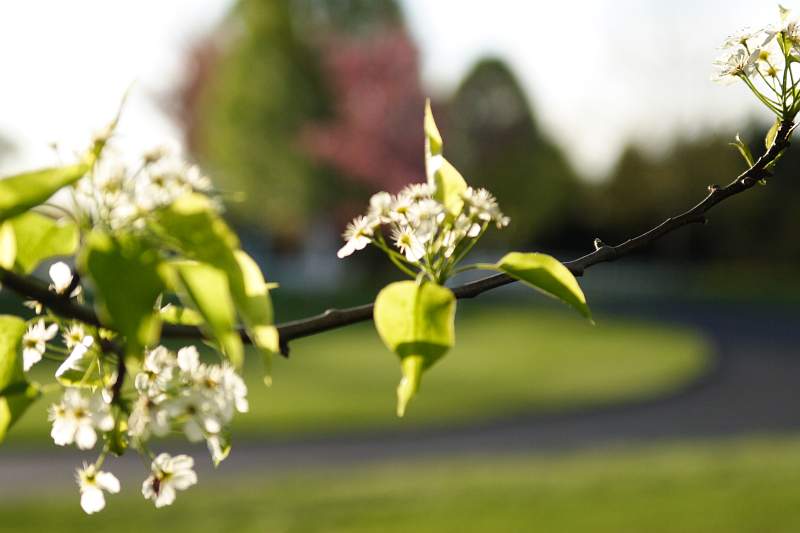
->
[2,121,794,355]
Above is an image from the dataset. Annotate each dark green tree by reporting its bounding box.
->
[446,58,579,247]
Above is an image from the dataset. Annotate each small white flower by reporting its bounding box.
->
[22,319,58,371]
[337,215,375,258]
[367,192,393,222]
[49,262,79,296]
[55,335,94,378]
[48,389,113,449]
[712,47,760,83]
[134,345,175,397]
[392,227,426,263]
[399,183,434,201]
[62,323,86,350]
[142,453,197,508]
[176,346,200,376]
[76,463,120,514]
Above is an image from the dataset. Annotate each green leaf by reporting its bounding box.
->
[9,212,79,273]
[0,164,88,222]
[152,193,239,266]
[484,252,591,321]
[765,119,781,149]
[373,281,456,417]
[424,98,443,159]
[159,304,204,326]
[167,260,244,368]
[232,250,279,381]
[432,159,467,217]
[153,194,277,370]
[0,315,39,442]
[81,231,164,358]
[0,222,16,270]
[424,99,468,216]
[729,134,755,168]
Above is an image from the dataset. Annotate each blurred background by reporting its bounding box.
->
[3,1,800,531]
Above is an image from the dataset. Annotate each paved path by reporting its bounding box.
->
[3,301,800,494]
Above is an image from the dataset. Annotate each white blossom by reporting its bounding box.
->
[49,262,79,296]
[22,319,58,371]
[48,388,113,449]
[337,215,375,258]
[712,47,760,83]
[142,453,197,508]
[76,463,120,514]
[392,226,426,263]
[62,323,86,350]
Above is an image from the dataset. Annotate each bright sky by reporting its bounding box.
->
[0,1,791,179]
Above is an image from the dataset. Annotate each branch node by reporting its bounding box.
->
[707,184,720,193]
[593,238,605,251]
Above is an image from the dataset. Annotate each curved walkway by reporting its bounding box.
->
[3,300,799,493]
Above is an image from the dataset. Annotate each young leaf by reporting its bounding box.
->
[153,194,278,370]
[232,250,279,382]
[729,133,755,167]
[0,164,88,222]
[424,98,443,160]
[424,100,467,216]
[167,260,244,369]
[9,212,79,273]
[0,315,39,442]
[373,281,456,417]
[765,119,781,149]
[483,252,591,320]
[159,304,204,326]
[81,231,164,358]
[432,159,468,217]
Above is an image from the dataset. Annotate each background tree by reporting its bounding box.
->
[445,59,580,248]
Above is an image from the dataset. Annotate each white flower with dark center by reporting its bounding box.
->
[392,227,426,263]
[134,346,176,397]
[167,391,221,442]
[76,463,120,514]
[142,453,197,508]
[48,389,114,449]
[55,335,95,378]
[337,215,375,258]
[128,395,170,440]
[22,319,58,371]
[49,261,79,296]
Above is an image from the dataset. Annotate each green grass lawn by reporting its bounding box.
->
[7,304,710,444]
[5,435,800,532]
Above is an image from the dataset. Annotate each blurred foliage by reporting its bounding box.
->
[580,125,800,264]
[446,59,580,247]
[177,0,404,248]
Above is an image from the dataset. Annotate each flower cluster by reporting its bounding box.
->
[128,345,248,465]
[23,262,234,513]
[714,6,800,119]
[338,182,508,283]
[73,143,216,231]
